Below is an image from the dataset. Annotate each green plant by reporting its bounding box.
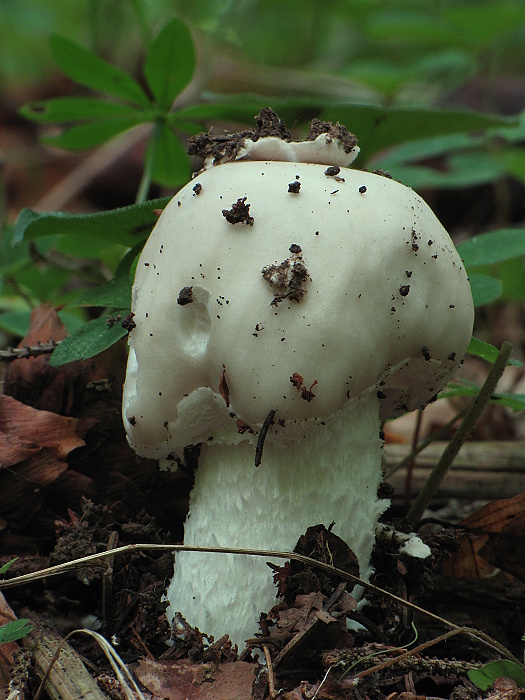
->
[3,7,524,383]
[469,644,525,690]
[0,560,33,645]
[19,17,196,200]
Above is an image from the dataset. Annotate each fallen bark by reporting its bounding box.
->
[385,440,525,502]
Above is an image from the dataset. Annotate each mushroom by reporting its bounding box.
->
[122,109,474,649]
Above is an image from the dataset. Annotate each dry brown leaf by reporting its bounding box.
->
[441,533,495,579]
[442,491,525,581]
[135,658,255,700]
[0,394,84,527]
[0,394,83,460]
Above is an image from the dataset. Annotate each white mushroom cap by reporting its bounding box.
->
[123,153,473,461]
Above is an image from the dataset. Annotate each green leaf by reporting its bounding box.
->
[379,132,489,167]
[42,115,150,150]
[386,153,504,189]
[58,310,87,334]
[468,272,503,306]
[412,49,476,85]
[19,97,146,123]
[468,337,522,367]
[457,229,525,267]
[342,60,413,97]
[49,311,130,367]
[0,619,33,645]
[53,236,123,263]
[72,275,131,309]
[165,114,205,135]
[50,34,151,108]
[14,197,170,247]
[175,95,281,124]
[13,264,69,302]
[0,558,17,576]
[499,147,525,184]
[148,122,191,187]
[366,11,456,47]
[496,257,525,303]
[114,242,143,278]
[491,393,525,412]
[71,244,141,308]
[316,104,515,164]
[0,310,31,337]
[445,1,525,49]
[143,17,195,111]
[442,383,525,411]
[468,659,525,690]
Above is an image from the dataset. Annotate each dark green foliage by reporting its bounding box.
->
[4,3,525,376]
[14,198,171,248]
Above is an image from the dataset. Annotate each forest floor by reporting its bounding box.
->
[3,81,525,700]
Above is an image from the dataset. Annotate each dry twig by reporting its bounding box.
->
[0,341,60,361]
[407,341,513,524]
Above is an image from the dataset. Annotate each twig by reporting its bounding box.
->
[270,610,336,670]
[406,341,513,525]
[26,615,107,700]
[31,623,146,700]
[334,631,483,685]
[255,409,276,467]
[1,542,521,666]
[350,629,461,681]
[200,634,230,662]
[0,341,60,361]
[404,408,423,509]
[263,645,279,698]
[101,531,119,636]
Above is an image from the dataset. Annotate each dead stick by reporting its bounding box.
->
[263,645,279,699]
[407,341,513,525]
[255,409,275,467]
[24,614,107,700]
[0,341,60,361]
[385,440,525,501]
[350,629,460,681]
[101,531,119,636]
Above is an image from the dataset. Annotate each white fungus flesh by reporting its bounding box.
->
[122,113,474,649]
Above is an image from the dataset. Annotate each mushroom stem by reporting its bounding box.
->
[166,393,388,649]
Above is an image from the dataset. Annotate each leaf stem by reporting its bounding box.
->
[129,0,152,48]
[406,341,513,525]
[135,121,160,204]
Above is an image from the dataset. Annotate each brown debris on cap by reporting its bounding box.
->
[187,108,357,166]
[188,107,291,164]
[307,119,358,154]
[253,106,292,140]
[262,246,310,307]
[177,286,194,306]
[222,197,254,226]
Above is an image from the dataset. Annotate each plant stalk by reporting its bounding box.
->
[406,341,513,525]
